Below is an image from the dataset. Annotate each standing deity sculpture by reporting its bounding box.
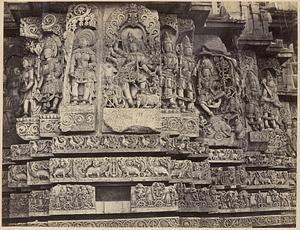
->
[70,29,96,105]
[261,70,282,129]
[177,36,196,112]
[161,32,178,109]
[38,36,63,113]
[19,56,36,117]
[245,70,263,130]
[109,32,158,108]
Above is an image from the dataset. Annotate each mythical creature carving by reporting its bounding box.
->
[27,161,50,185]
[8,165,28,188]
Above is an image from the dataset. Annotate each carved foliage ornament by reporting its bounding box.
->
[20,17,42,39]
[42,13,66,37]
[66,4,97,31]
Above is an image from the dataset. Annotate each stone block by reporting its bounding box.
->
[39,114,61,137]
[16,117,40,140]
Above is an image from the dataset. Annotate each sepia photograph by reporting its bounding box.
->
[2,1,298,228]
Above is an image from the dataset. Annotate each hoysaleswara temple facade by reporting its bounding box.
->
[2,1,297,227]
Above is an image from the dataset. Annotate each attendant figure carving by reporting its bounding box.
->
[161,32,178,109]
[177,36,196,112]
[70,29,96,105]
[38,36,63,113]
[261,70,282,129]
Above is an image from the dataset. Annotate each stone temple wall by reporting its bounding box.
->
[2,2,297,227]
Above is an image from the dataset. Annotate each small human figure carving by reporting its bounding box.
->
[161,32,178,109]
[261,70,282,129]
[38,36,63,113]
[70,29,96,105]
[19,57,35,117]
[177,36,196,112]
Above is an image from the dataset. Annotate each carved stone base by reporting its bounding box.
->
[59,105,96,132]
[39,114,61,137]
[16,117,40,140]
[103,108,161,133]
[161,111,199,137]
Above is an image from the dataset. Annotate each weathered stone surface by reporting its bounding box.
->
[29,190,50,216]
[39,114,61,137]
[52,134,161,153]
[103,108,161,133]
[10,143,32,161]
[49,184,96,215]
[16,117,40,140]
[208,149,244,162]
[50,157,170,182]
[59,105,96,132]
[161,112,199,137]
[27,160,50,185]
[2,197,9,219]
[8,164,28,188]
[30,140,54,158]
[131,182,178,212]
[9,193,29,218]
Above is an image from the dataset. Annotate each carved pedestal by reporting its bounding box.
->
[39,114,61,137]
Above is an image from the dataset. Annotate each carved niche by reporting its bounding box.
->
[103,3,161,133]
[27,160,50,185]
[8,164,28,188]
[49,184,96,215]
[131,182,178,212]
[9,193,29,218]
[195,36,246,145]
[29,190,50,216]
[50,157,170,182]
[60,3,97,132]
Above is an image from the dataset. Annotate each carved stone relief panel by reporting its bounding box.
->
[27,160,50,185]
[131,182,178,212]
[103,3,161,133]
[9,193,29,218]
[10,143,32,161]
[49,184,96,215]
[16,117,40,140]
[30,140,54,158]
[8,164,28,188]
[48,217,180,227]
[52,134,161,154]
[60,3,98,132]
[50,157,170,182]
[208,149,244,162]
[29,190,50,216]
[39,114,61,137]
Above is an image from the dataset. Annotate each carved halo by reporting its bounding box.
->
[75,28,96,47]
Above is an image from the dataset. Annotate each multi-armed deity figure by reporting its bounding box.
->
[70,29,96,105]
[111,32,158,107]
[38,36,63,113]
[261,69,282,129]
[161,32,178,109]
[177,35,196,112]
[19,56,36,117]
[197,57,225,117]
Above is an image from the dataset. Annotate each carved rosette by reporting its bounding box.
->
[9,193,29,218]
[52,134,161,154]
[49,184,96,215]
[16,117,40,140]
[50,157,170,182]
[131,182,178,212]
[20,17,42,39]
[30,140,54,158]
[39,114,61,137]
[48,217,179,227]
[42,13,66,37]
[8,164,28,188]
[27,161,50,185]
[10,143,32,161]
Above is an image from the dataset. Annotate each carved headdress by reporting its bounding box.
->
[43,36,59,57]
[76,28,96,47]
[182,35,193,49]
[201,57,214,71]
[162,32,174,52]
